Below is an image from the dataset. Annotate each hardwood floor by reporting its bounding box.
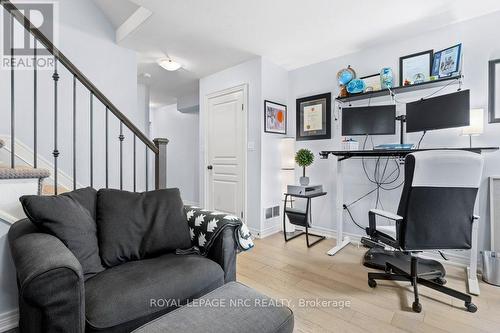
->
[236,233,500,333]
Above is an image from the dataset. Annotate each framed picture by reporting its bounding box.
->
[264,100,287,134]
[432,43,462,78]
[489,59,500,123]
[296,93,331,141]
[361,73,381,92]
[399,50,433,86]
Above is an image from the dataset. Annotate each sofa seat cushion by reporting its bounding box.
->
[84,253,224,330]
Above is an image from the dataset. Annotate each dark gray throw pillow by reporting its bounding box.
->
[96,188,192,267]
[20,187,105,280]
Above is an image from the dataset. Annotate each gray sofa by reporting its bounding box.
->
[8,188,238,333]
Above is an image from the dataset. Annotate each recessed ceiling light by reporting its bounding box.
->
[157,58,181,71]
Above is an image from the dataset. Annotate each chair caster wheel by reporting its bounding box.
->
[434,277,447,285]
[368,279,377,288]
[412,302,422,313]
[465,302,477,313]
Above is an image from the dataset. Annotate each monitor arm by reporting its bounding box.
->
[395,115,406,145]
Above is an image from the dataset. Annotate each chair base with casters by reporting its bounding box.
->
[367,255,477,313]
[363,247,447,285]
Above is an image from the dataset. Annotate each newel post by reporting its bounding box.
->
[154,138,169,189]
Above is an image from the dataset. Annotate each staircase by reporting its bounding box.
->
[0,0,168,219]
[0,138,51,222]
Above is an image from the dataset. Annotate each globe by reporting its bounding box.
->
[337,66,356,86]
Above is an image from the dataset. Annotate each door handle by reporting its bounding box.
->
[207,165,213,170]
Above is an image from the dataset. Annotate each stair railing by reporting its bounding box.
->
[1,0,167,194]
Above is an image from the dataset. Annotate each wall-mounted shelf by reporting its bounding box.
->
[336,75,462,103]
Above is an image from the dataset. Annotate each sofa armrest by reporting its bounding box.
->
[10,232,85,333]
[207,227,237,283]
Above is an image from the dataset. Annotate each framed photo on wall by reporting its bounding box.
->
[399,50,433,86]
[489,59,500,123]
[296,93,331,141]
[264,100,287,134]
[432,43,462,78]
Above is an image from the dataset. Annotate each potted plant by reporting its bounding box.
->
[295,149,314,186]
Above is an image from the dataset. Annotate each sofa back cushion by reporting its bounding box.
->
[20,187,105,280]
[96,188,191,267]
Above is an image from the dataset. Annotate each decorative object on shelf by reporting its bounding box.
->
[361,73,381,92]
[399,50,433,86]
[337,65,356,97]
[337,65,356,85]
[346,79,366,94]
[432,43,462,78]
[341,138,359,151]
[336,75,462,103]
[295,148,314,186]
[296,93,331,141]
[264,100,287,134]
[489,59,500,123]
[380,67,394,89]
[461,108,484,148]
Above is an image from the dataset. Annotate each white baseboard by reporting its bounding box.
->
[0,309,18,332]
[249,224,281,239]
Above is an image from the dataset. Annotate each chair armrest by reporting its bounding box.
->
[369,209,403,221]
[367,209,402,248]
[207,227,238,283]
[10,233,85,333]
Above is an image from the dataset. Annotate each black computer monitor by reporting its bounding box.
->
[342,105,396,136]
[406,90,470,133]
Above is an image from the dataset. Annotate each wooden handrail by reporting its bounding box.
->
[0,0,158,154]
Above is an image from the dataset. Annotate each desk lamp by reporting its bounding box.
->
[461,108,484,148]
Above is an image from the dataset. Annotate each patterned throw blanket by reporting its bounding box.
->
[180,205,254,255]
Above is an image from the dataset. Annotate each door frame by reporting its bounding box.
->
[203,84,248,221]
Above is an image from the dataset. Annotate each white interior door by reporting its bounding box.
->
[206,87,246,218]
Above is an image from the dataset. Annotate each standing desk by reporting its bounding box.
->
[319,147,499,295]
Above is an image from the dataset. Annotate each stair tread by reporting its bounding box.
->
[0,166,50,180]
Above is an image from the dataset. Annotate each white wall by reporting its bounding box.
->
[261,58,289,235]
[288,11,500,262]
[199,58,263,233]
[151,104,199,204]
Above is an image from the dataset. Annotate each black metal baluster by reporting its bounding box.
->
[105,107,109,188]
[133,135,136,192]
[90,93,93,188]
[119,121,124,190]
[33,39,37,168]
[146,147,149,191]
[53,59,59,195]
[73,75,76,190]
[10,14,15,168]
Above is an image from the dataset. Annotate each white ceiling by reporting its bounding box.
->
[93,0,500,107]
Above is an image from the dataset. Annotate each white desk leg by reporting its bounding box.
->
[327,158,351,255]
[467,217,480,295]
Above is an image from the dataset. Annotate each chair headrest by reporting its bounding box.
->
[409,150,484,188]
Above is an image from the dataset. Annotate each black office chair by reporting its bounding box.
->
[365,150,483,313]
